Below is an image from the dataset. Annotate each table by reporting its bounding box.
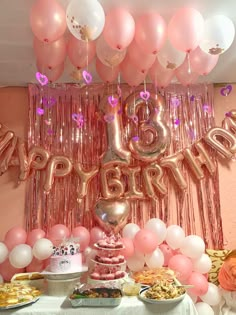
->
[1,294,198,315]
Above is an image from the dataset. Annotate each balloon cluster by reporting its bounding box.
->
[29,0,235,85]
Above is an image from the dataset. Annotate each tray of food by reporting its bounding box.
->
[139,280,186,305]
[131,267,176,286]
[69,283,123,307]
[0,283,42,309]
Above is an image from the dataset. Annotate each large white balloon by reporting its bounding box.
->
[195,302,214,315]
[144,218,167,244]
[33,238,53,260]
[200,15,235,55]
[180,235,205,259]
[200,283,222,306]
[158,40,185,69]
[0,242,8,264]
[165,225,185,249]
[66,0,105,41]
[9,244,33,268]
[122,223,140,240]
[145,248,164,269]
[193,253,212,274]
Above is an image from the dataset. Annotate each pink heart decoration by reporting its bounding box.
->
[47,129,53,135]
[82,70,92,84]
[140,90,150,101]
[104,114,114,123]
[171,97,180,107]
[36,108,44,116]
[108,95,118,107]
[72,113,84,127]
[36,72,48,86]
[220,85,232,96]
[132,136,139,142]
[42,96,56,108]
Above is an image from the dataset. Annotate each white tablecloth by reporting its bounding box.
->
[1,294,198,315]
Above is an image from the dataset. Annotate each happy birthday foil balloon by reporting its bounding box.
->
[94,199,130,234]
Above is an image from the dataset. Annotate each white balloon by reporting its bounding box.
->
[200,15,235,55]
[193,253,212,274]
[33,238,53,260]
[0,242,8,264]
[145,248,164,269]
[66,0,105,41]
[195,302,214,315]
[122,223,140,240]
[9,244,33,268]
[180,235,205,259]
[158,40,186,69]
[144,218,167,244]
[127,251,145,272]
[165,225,185,249]
[200,283,222,306]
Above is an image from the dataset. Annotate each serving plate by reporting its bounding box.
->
[139,287,186,305]
[41,266,88,280]
[0,297,40,310]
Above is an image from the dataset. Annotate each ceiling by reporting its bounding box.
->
[1,0,236,87]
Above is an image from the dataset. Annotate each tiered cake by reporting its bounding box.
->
[90,235,126,281]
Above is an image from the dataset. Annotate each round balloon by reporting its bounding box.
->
[180,235,205,259]
[200,15,235,55]
[0,242,8,264]
[4,226,27,251]
[9,244,33,269]
[149,58,174,88]
[122,223,140,240]
[144,218,167,245]
[165,225,185,250]
[33,238,54,260]
[158,40,185,69]
[133,229,158,254]
[190,46,219,75]
[66,0,105,41]
[145,248,164,269]
[195,302,214,315]
[200,283,222,306]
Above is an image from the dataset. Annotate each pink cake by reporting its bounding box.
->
[49,241,82,273]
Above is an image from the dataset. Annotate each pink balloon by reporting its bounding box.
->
[168,254,193,282]
[120,237,134,259]
[71,226,90,251]
[47,224,70,244]
[133,229,158,254]
[168,8,204,52]
[120,56,147,87]
[37,61,64,83]
[0,259,24,282]
[103,8,135,50]
[175,56,199,86]
[26,257,45,272]
[4,226,27,251]
[127,41,156,72]
[135,12,167,54]
[26,229,46,247]
[187,271,209,296]
[149,58,174,88]
[33,36,67,69]
[159,243,175,266]
[96,58,119,83]
[67,35,96,69]
[190,46,219,75]
[30,0,66,43]
[90,227,104,246]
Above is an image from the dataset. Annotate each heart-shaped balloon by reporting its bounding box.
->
[94,199,130,234]
[220,84,232,96]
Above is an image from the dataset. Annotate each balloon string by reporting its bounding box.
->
[187,52,191,74]
[86,40,89,71]
[144,78,147,92]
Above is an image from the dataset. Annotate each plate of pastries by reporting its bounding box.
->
[0,283,41,309]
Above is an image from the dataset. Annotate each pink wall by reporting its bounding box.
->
[0,86,235,249]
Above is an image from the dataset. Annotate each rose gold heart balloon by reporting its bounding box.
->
[94,199,130,234]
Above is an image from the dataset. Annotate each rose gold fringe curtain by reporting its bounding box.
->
[26,83,223,249]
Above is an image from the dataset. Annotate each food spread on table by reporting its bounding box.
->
[131,267,176,286]
[144,280,186,300]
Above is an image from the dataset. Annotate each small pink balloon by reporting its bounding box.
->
[133,229,158,254]
[190,46,219,75]
[33,36,67,69]
[67,35,96,69]
[103,8,135,50]
[187,271,209,296]
[26,257,45,272]
[37,61,64,83]
[47,224,70,244]
[0,259,24,282]
[30,0,67,43]
[90,227,104,246]
[175,56,199,86]
[71,226,90,251]
[127,41,156,72]
[96,58,119,83]
[4,226,27,251]
[120,56,147,87]
[159,243,175,266]
[120,237,134,259]
[168,8,204,52]
[26,229,46,247]
[168,254,193,282]
[135,12,167,54]
[149,58,174,88]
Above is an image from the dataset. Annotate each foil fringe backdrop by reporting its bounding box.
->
[26,83,224,249]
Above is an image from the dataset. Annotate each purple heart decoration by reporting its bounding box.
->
[130,115,138,124]
[203,104,211,113]
[108,95,118,107]
[47,129,54,135]
[171,97,180,108]
[220,84,233,96]
[42,96,56,108]
[132,136,139,142]
[225,112,232,117]
[190,95,195,102]
[36,108,44,116]
[36,72,48,86]
[72,113,84,128]
[104,114,114,123]
[82,70,92,84]
[174,119,180,126]
[140,90,150,101]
